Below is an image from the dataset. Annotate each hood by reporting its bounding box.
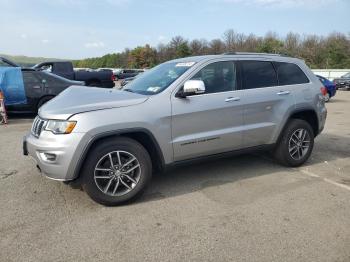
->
[39,86,149,120]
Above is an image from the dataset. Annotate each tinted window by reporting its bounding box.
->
[54,62,72,73]
[241,61,277,89]
[274,62,309,85]
[191,61,237,94]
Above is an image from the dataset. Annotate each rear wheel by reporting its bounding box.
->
[274,119,314,167]
[82,137,152,206]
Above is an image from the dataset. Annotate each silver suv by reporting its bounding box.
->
[23,53,327,205]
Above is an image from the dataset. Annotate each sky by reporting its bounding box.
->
[0,0,349,59]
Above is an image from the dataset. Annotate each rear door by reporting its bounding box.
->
[171,60,244,161]
[239,60,295,147]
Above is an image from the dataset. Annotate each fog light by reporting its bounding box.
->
[40,152,57,162]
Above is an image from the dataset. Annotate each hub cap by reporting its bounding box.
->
[288,128,310,160]
[94,151,141,196]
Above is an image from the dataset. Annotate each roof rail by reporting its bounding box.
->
[223,52,289,57]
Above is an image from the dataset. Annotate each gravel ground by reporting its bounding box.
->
[0,91,350,262]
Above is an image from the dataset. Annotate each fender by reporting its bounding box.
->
[72,128,166,179]
[276,107,319,143]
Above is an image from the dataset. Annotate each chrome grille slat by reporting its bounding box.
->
[31,117,46,137]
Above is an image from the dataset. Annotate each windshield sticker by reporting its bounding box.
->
[147,86,161,92]
[175,62,195,67]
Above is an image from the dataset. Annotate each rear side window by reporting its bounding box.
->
[53,62,72,73]
[241,61,278,89]
[274,62,309,85]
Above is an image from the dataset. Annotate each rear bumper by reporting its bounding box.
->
[23,131,89,181]
[318,106,327,135]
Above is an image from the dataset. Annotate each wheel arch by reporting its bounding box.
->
[37,95,55,111]
[280,109,319,141]
[73,128,165,180]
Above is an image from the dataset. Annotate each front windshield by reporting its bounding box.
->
[343,72,350,78]
[123,61,195,95]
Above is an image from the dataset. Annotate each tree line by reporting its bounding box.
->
[73,30,350,69]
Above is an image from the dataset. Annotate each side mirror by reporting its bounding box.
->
[177,80,205,98]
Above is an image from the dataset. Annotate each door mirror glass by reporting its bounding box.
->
[183,80,205,96]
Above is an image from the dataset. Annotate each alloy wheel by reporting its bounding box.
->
[94,150,141,196]
[288,128,311,160]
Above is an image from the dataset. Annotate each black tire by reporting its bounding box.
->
[81,137,152,206]
[274,119,314,167]
[37,96,54,111]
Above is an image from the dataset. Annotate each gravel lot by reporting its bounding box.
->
[1,92,350,262]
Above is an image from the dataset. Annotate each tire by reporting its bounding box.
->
[81,137,152,206]
[37,96,54,111]
[274,119,314,167]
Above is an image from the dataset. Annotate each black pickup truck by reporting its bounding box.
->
[33,61,115,88]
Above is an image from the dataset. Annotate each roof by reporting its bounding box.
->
[167,52,299,64]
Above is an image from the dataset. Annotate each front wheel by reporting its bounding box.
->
[274,119,314,167]
[81,137,152,206]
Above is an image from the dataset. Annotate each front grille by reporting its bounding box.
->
[31,117,46,137]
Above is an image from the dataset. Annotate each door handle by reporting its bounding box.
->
[225,97,240,102]
[277,91,290,95]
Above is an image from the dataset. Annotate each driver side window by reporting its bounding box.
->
[191,61,237,94]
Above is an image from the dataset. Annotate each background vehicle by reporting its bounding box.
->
[33,61,115,88]
[115,69,144,80]
[316,75,336,102]
[8,69,84,113]
[333,72,350,89]
[0,57,84,113]
[24,53,327,206]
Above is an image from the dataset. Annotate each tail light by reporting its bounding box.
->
[320,86,327,96]
[111,74,116,81]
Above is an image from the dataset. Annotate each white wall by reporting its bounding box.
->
[311,69,350,80]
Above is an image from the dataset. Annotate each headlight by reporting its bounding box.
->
[45,120,77,134]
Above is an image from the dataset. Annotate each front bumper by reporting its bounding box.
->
[23,131,88,181]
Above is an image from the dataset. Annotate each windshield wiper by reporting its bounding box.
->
[123,88,135,93]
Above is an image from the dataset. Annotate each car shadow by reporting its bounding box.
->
[138,133,350,204]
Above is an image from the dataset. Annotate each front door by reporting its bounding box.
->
[171,60,244,161]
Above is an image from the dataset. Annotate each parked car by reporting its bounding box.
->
[33,61,115,88]
[316,75,336,102]
[0,57,84,113]
[333,72,350,89]
[115,69,144,80]
[24,53,327,206]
